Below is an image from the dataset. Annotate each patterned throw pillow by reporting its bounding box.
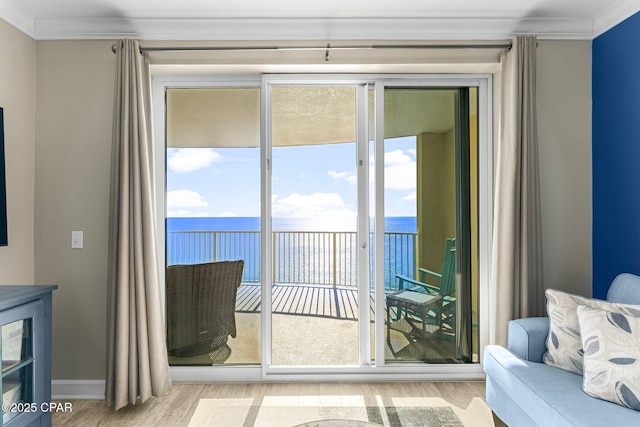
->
[577,305,640,410]
[544,289,640,374]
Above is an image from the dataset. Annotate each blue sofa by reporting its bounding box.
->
[484,273,640,426]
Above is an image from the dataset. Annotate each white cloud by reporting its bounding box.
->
[217,212,238,217]
[167,210,211,217]
[403,191,417,201]
[327,170,357,185]
[385,149,413,166]
[329,149,416,192]
[384,149,416,191]
[166,190,209,217]
[167,148,223,173]
[272,192,356,219]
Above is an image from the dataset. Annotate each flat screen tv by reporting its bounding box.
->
[0,107,6,246]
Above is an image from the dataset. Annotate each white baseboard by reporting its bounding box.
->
[52,380,105,400]
[53,365,486,400]
[170,365,486,382]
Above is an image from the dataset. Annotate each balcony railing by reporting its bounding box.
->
[167,230,417,289]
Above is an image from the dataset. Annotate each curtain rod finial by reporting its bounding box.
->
[110,41,144,55]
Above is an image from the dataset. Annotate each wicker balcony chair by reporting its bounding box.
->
[166,260,244,357]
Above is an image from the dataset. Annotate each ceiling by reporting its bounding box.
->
[0,0,638,41]
[167,87,462,149]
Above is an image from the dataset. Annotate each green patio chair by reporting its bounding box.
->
[395,238,456,339]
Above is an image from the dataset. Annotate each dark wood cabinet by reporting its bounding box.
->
[0,286,57,427]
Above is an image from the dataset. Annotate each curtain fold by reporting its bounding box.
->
[106,39,172,410]
[489,35,545,346]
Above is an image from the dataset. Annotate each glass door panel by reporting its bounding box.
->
[165,87,261,366]
[269,85,359,366]
[382,87,478,364]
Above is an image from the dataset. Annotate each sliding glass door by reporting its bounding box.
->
[161,74,487,374]
[379,86,478,364]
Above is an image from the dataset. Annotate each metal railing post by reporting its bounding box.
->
[332,232,337,288]
[272,231,277,285]
[213,231,217,261]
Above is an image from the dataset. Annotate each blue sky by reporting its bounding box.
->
[166,136,417,220]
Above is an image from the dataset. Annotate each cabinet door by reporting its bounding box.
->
[0,300,44,426]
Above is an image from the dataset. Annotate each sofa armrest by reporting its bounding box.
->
[507,317,550,363]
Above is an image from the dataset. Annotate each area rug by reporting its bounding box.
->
[187,395,494,427]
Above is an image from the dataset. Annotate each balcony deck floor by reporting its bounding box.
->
[236,283,376,320]
[169,283,462,365]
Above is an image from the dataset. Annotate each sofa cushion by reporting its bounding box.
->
[578,305,640,410]
[484,345,640,427]
[507,317,549,363]
[544,289,640,375]
[607,273,640,304]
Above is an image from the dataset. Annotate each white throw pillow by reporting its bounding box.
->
[577,305,640,410]
[544,289,640,374]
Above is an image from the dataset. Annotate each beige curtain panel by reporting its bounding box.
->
[106,39,172,410]
[490,35,545,346]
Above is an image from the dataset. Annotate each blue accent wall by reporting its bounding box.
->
[593,12,640,299]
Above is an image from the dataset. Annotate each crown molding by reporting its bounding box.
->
[593,0,640,37]
[31,16,595,41]
[0,3,34,37]
[0,5,635,42]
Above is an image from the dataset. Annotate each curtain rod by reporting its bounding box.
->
[110,42,512,55]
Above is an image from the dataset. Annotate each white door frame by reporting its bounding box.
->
[152,73,492,382]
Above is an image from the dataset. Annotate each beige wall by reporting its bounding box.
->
[34,40,115,379]
[26,38,592,380]
[0,20,36,284]
[417,131,453,272]
[536,40,592,297]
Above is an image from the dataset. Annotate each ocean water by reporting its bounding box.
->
[166,217,417,288]
[166,217,416,233]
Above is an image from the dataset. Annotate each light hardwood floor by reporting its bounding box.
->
[52,381,502,426]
